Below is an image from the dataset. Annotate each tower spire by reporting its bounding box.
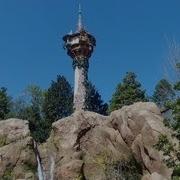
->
[77,4,83,31]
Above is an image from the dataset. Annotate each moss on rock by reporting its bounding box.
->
[0,135,6,147]
[2,168,13,180]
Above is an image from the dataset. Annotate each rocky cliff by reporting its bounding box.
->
[0,102,178,180]
[0,119,37,179]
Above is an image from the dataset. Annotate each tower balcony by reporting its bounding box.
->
[63,30,96,61]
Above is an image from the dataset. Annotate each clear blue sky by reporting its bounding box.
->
[0,0,180,102]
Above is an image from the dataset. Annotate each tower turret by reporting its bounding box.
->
[63,4,96,111]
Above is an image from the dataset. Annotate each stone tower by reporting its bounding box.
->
[63,5,96,111]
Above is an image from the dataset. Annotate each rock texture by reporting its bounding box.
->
[0,102,175,180]
[0,119,37,180]
[39,102,173,180]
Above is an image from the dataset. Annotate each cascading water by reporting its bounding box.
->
[33,140,56,180]
[37,153,44,180]
[33,140,45,180]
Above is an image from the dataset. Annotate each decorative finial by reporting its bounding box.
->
[77,4,83,31]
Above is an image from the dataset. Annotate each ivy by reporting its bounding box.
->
[72,58,89,71]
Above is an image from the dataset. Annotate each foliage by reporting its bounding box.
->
[174,82,180,91]
[0,135,6,147]
[105,157,142,180]
[24,85,47,142]
[172,165,180,180]
[23,160,37,174]
[10,78,73,142]
[163,41,180,142]
[6,75,107,142]
[93,150,142,179]
[172,62,180,140]
[2,168,13,180]
[9,85,47,142]
[85,81,108,115]
[154,134,174,157]
[170,98,180,140]
[164,63,180,141]
[158,52,180,179]
[9,96,30,120]
[43,75,73,128]
[109,72,147,112]
[163,118,172,128]
[154,134,180,179]
[0,87,11,120]
[152,79,175,108]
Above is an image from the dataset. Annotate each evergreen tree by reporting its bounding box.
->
[85,81,108,115]
[174,62,180,91]
[109,72,147,112]
[152,79,175,108]
[43,75,73,124]
[171,64,180,140]
[0,87,11,120]
[161,63,180,140]
[10,85,47,142]
[25,85,47,142]
[161,44,180,178]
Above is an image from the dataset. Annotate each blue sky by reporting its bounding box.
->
[0,0,180,102]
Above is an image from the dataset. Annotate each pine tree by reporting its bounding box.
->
[0,87,11,120]
[43,75,73,124]
[85,81,108,115]
[109,72,147,112]
[152,79,175,108]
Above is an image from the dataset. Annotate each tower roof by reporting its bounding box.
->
[63,3,96,47]
[62,3,96,63]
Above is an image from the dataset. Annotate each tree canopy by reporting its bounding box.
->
[43,75,73,124]
[171,64,180,140]
[85,81,108,115]
[0,87,11,120]
[152,79,175,108]
[109,72,147,112]
[9,85,47,142]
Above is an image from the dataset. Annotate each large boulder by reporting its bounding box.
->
[0,119,37,180]
[109,103,173,178]
[39,102,173,180]
[0,102,176,180]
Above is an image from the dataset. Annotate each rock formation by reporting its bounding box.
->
[0,119,37,179]
[0,102,177,180]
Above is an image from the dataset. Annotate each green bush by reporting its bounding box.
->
[154,134,180,179]
[105,157,142,180]
[2,169,13,180]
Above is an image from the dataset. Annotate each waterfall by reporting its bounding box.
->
[50,155,55,180]
[33,140,45,180]
[37,153,44,180]
[33,140,55,180]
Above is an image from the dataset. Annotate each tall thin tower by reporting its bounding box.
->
[63,5,96,111]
